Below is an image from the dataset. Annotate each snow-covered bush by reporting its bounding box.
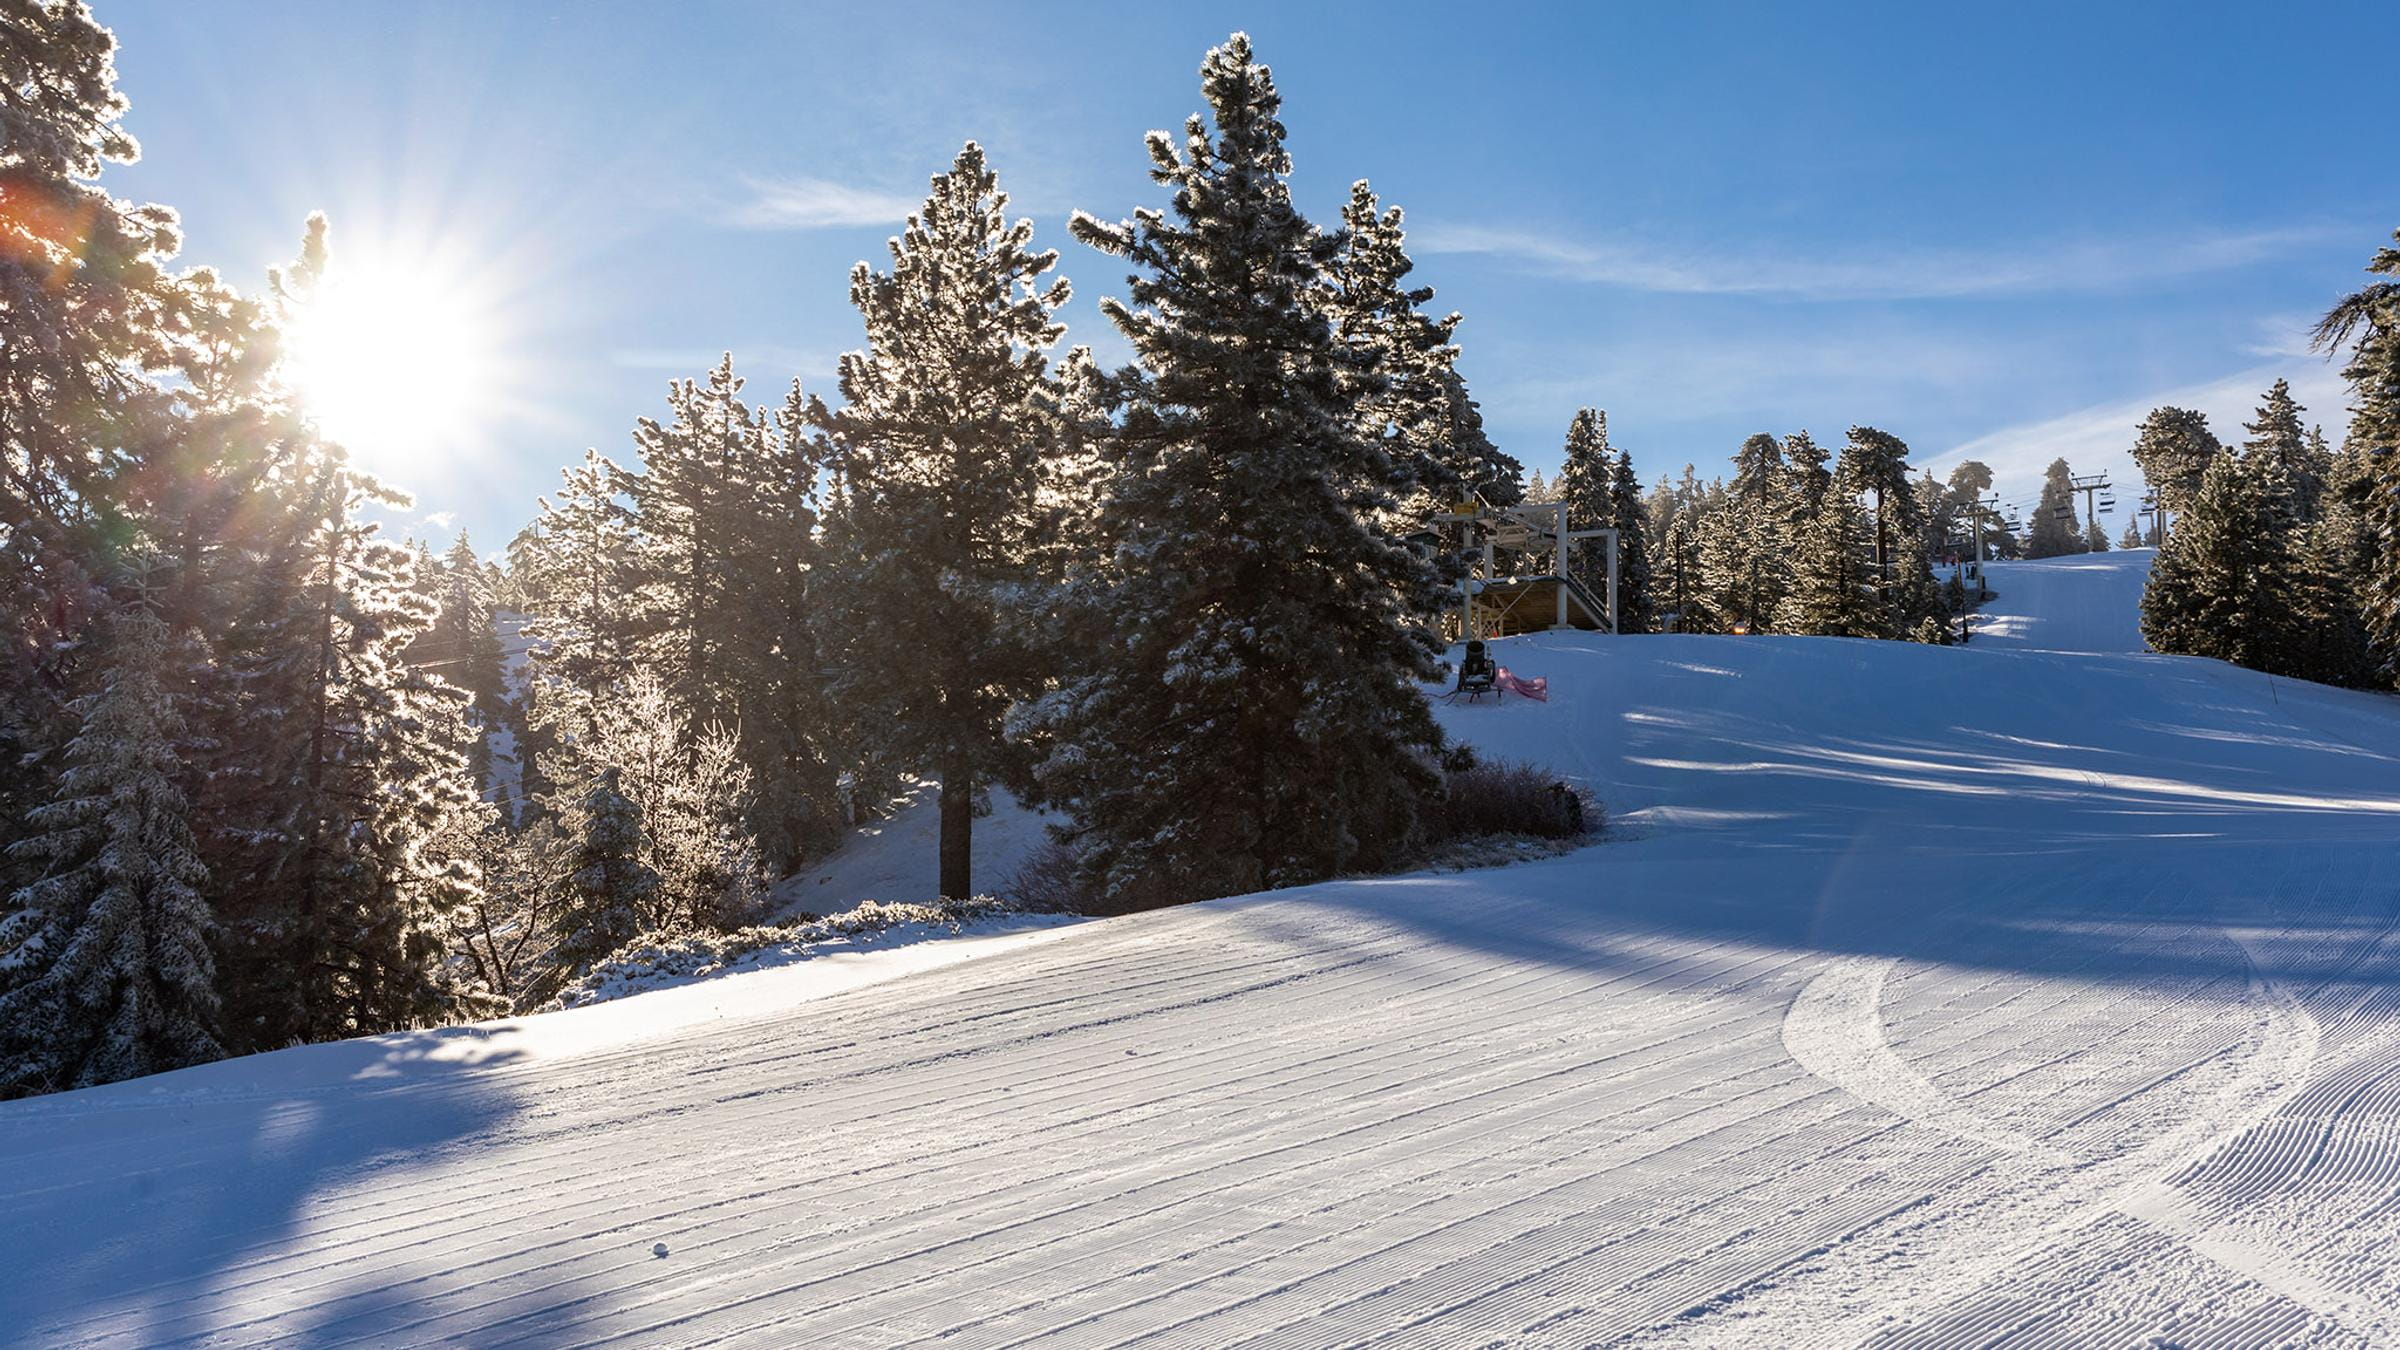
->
[1425,757,1601,848]
[546,895,1018,1009]
[1010,756,1601,918]
[1003,838,1098,914]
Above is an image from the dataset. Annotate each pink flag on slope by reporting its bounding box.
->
[1494,667,1548,701]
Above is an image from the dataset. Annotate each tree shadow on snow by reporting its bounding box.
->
[0,1032,582,1347]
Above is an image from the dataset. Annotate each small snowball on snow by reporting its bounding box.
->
[652,1242,670,1259]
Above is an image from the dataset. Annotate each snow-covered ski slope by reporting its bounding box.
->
[1974,550,2154,654]
[10,564,2400,1347]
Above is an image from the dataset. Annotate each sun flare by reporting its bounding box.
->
[284,262,495,467]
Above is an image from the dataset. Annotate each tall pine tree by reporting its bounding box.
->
[2130,407,2220,538]
[2242,378,2322,517]
[0,594,219,1096]
[2027,457,2085,559]
[812,142,1072,900]
[1031,33,1450,902]
[2313,230,2400,683]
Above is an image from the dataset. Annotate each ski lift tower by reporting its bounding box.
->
[1432,495,1620,639]
[2070,472,2113,531]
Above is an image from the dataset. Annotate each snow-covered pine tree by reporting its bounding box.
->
[1839,426,1919,583]
[433,534,507,715]
[209,455,496,1047]
[2241,378,2320,518]
[1891,522,1951,641]
[1783,431,1833,524]
[549,767,661,976]
[1524,469,1550,502]
[1646,463,1708,561]
[624,356,769,728]
[1733,431,1787,504]
[0,595,220,1096]
[1914,471,1950,561]
[509,448,644,827]
[1434,371,1520,509]
[1032,33,1451,902]
[2026,458,2085,559]
[734,382,844,868]
[2141,449,2309,673]
[1944,460,2003,562]
[1316,183,1522,620]
[2121,517,2145,549]
[2291,500,2376,687]
[808,142,1071,900]
[2130,407,2221,537]
[2313,229,2400,684]
[620,360,839,869]
[1778,477,1883,638]
[1556,409,1611,590]
[2085,517,2111,552]
[1655,504,1707,632]
[1703,433,1791,632]
[1602,446,1655,633]
[406,533,507,794]
[0,0,193,890]
[517,450,642,692]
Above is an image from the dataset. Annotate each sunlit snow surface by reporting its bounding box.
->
[12,550,2400,1347]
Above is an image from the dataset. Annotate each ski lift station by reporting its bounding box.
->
[1433,497,1620,639]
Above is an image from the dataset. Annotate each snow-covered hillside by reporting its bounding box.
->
[9,564,2400,1347]
[770,782,1051,916]
[1974,550,2155,654]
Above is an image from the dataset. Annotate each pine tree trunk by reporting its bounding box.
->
[938,754,973,901]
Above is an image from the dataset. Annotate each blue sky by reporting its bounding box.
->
[97,0,2398,550]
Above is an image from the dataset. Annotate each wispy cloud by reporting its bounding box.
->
[1923,360,2352,508]
[1477,326,2000,433]
[1414,222,2348,302]
[610,345,838,383]
[2241,312,2330,360]
[419,511,458,532]
[725,175,917,230]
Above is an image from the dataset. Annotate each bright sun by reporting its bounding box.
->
[284,264,495,466]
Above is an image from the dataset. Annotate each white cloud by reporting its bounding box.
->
[1414,222,2348,302]
[726,176,917,230]
[1477,326,1998,433]
[1922,361,2353,510]
[419,511,458,532]
[2241,312,2330,360]
[609,345,837,382]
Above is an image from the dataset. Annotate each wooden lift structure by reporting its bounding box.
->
[1432,498,1619,639]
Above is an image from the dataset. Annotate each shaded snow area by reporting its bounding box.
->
[770,780,1051,917]
[1974,550,2154,654]
[12,567,2400,1347]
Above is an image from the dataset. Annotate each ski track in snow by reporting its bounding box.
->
[11,551,2400,1347]
[1781,954,2069,1163]
[1677,919,2351,1348]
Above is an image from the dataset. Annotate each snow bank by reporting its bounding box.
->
[552,897,1073,1009]
[2,911,1081,1112]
